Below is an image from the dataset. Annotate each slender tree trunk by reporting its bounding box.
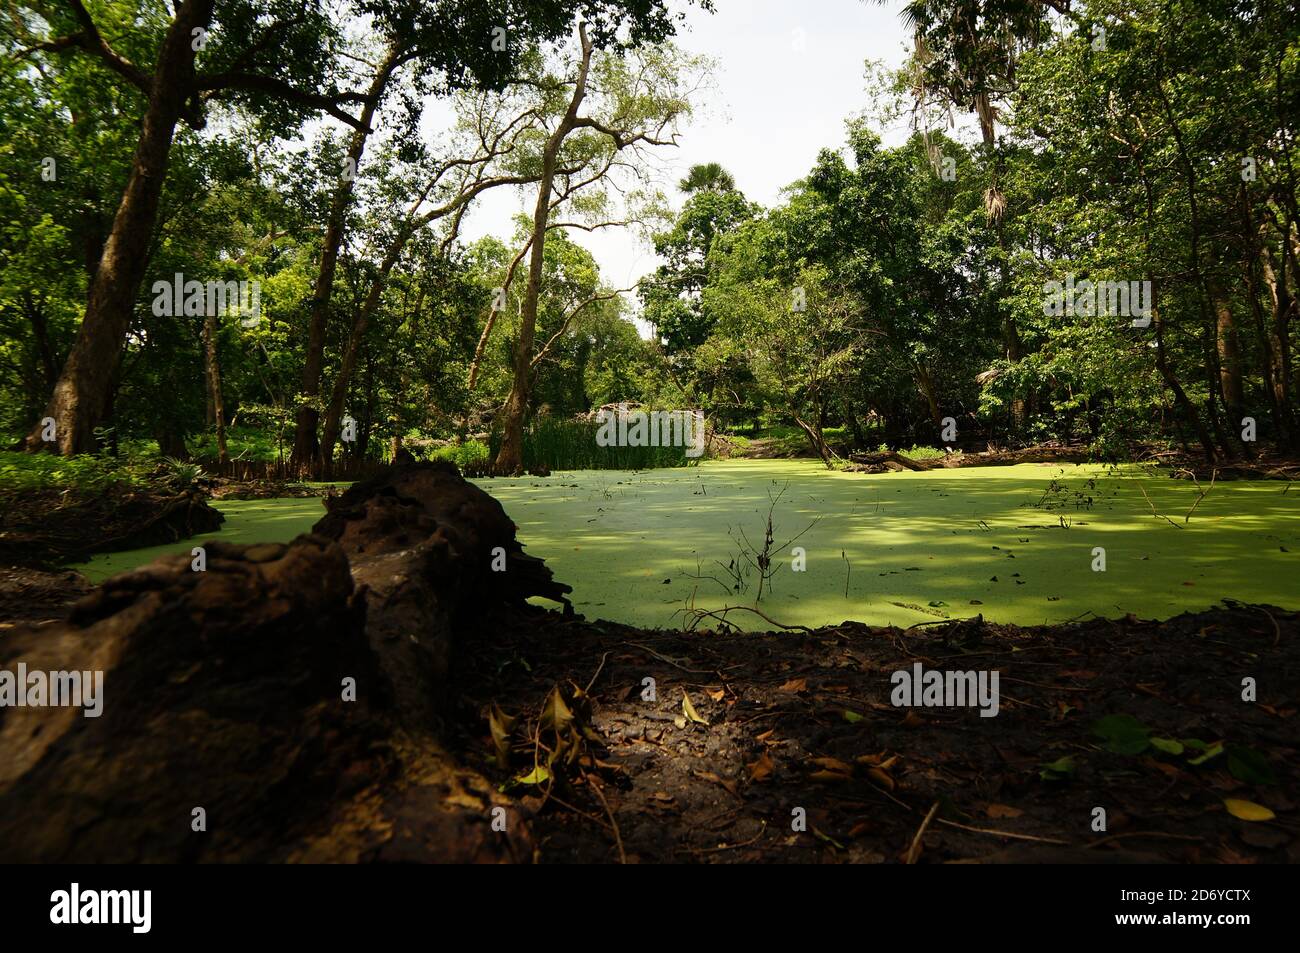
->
[841,397,866,448]
[1212,284,1245,412]
[493,29,593,475]
[292,49,399,474]
[1259,245,1297,446]
[1210,282,1249,456]
[1153,295,1217,461]
[792,412,832,467]
[914,362,943,427]
[24,1,214,455]
[201,312,228,463]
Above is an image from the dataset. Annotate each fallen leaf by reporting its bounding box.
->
[515,765,551,786]
[810,757,853,774]
[810,770,852,782]
[747,751,774,782]
[693,770,739,798]
[779,677,808,693]
[866,767,895,790]
[1224,798,1275,821]
[682,689,709,726]
[986,803,1023,819]
[488,702,516,769]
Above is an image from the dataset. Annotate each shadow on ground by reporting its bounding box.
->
[453,602,1299,863]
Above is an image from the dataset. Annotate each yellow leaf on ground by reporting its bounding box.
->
[682,689,709,726]
[1224,798,1275,821]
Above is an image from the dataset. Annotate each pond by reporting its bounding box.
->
[70,461,1299,630]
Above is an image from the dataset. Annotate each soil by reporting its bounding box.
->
[452,603,1299,863]
[0,566,92,628]
[0,486,223,569]
[209,479,332,500]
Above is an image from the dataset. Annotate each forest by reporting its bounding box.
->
[0,0,1297,871]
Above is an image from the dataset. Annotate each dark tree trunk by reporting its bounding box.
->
[24,1,214,455]
[201,312,228,463]
[292,50,398,474]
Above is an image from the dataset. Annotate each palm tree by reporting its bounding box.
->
[678,162,737,195]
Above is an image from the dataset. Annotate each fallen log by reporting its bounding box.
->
[0,461,563,862]
[313,461,572,723]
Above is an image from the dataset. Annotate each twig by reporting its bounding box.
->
[1137,483,1182,528]
[1084,831,1204,850]
[1181,467,1216,523]
[588,778,626,864]
[1254,605,1282,647]
[584,651,610,694]
[935,818,1070,845]
[685,604,814,633]
[621,641,716,674]
[906,801,940,864]
[682,820,768,854]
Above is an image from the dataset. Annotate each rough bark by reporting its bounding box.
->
[0,462,568,861]
[24,1,215,455]
[291,50,399,473]
[493,28,594,475]
[201,311,228,463]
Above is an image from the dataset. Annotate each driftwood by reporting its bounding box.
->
[849,445,1093,473]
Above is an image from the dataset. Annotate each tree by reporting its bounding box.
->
[16,0,702,456]
[491,24,701,474]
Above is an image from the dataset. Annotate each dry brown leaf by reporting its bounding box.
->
[693,770,739,798]
[866,767,895,790]
[779,677,808,693]
[985,803,1023,819]
[810,757,854,774]
[747,751,775,782]
[810,770,852,782]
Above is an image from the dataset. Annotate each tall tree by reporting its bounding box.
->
[492,24,699,473]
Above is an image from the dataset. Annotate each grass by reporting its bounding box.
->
[490,417,700,471]
[428,439,491,470]
[190,425,285,463]
[887,443,954,461]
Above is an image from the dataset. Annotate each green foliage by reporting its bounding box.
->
[0,450,149,500]
[429,439,491,470]
[490,417,700,471]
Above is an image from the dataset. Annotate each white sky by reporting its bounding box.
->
[448,0,919,309]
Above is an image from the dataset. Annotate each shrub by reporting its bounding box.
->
[490,417,701,471]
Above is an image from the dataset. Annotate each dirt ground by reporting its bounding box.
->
[453,603,1299,863]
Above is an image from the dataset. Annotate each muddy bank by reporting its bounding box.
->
[0,487,223,570]
[453,602,1299,863]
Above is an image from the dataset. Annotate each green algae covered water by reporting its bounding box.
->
[70,461,1298,630]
